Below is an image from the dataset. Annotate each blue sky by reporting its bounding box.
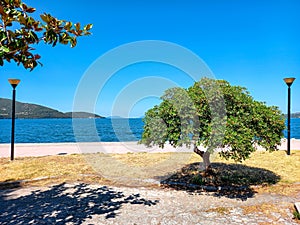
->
[0,0,299,117]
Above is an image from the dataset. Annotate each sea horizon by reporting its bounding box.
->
[0,118,299,144]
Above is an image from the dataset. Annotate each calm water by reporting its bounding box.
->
[0,118,299,143]
[0,118,144,143]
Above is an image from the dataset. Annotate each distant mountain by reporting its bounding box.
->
[290,112,300,118]
[64,112,103,118]
[0,98,103,119]
[106,116,124,119]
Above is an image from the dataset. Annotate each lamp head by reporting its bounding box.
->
[284,77,296,87]
[8,79,21,89]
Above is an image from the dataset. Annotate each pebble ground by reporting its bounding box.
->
[0,182,299,225]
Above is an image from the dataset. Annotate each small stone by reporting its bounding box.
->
[295,202,300,213]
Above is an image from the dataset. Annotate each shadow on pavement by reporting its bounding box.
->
[0,183,158,224]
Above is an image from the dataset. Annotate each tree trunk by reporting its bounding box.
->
[202,151,211,171]
[193,145,212,171]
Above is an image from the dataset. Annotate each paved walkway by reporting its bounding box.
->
[0,182,299,224]
[0,142,191,158]
[1,139,300,158]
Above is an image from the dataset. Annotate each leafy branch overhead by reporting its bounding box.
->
[0,0,92,70]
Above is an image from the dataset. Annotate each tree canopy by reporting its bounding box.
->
[140,78,285,169]
[0,0,92,70]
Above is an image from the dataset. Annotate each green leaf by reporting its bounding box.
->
[40,14,49,23]
[0,46,10,53]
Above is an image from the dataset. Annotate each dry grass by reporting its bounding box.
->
[0,152,198,187]
[205,207,232,214]
[213,150,300,184]
[84,152,198,186]
[0,150,299,189]
[0,154,109,187]
[241,202,300,224]
[255,183,300,196]
[111,152,192,167]
[0,154,95,182]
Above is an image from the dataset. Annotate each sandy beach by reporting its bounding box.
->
[0,139,300,158]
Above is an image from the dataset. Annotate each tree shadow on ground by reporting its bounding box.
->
[160,162,281,201]
[0,183,158,224]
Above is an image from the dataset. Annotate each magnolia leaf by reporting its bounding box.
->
[21,3,27,11]
[1,2,92,70]
[25,7,36,13]
[75,22,80,31]
[40,14,49,23]
[64,22,72,30]
[70,37,77,48]
[34,54,41,60]
[0,5,5,16]
[85,24,93,30]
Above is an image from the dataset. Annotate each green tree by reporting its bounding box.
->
[0,0,92,70]
[140,78,285,171]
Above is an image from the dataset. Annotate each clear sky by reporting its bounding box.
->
[1,0,299,117]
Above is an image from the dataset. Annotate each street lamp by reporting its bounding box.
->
[283,77,296,156]
[8,79,21,161]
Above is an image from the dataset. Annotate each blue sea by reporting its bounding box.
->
[0,118,144,143]
[0,118,299,143]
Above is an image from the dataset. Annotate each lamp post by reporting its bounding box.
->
[283,77,296,156]
[8,79,21,161]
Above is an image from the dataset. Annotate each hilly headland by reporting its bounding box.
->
[0,98,103,119]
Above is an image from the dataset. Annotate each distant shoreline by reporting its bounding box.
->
[0,117,106,120]
[1,116,300,119]
[0,117,143,120]
[0,117,142,120]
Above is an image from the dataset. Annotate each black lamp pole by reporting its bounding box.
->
[283,77,296,156]
[8,79,20,161]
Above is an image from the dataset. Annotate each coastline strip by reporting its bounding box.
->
[0,139,299,158]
